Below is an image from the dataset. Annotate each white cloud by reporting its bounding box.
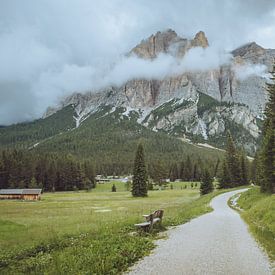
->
[0,0,275,124]
[233,64,269,80]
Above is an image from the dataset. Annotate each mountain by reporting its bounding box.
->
[1,29,274,158]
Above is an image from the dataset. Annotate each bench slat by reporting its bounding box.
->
[152,218,160,223]
[134,222,150,227]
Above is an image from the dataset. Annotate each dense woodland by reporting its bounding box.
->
[0,148,221,191]
[0,150,96,191]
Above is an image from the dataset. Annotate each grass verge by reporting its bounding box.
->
[236,187,275,262]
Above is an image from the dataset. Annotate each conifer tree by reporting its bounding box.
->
[250,153,258,184]
[225,132,241,186]
[214,159,220,178]
[200,169,214,195]
[218,160,231,188]
[239,150,249,186]
[179,161,185,180]
[151,160,167,185]
[111,184,116,192]
[193,164,198,181]
[29,177,37,188]
[132,143,148,197]
[258,64,275,193]
[185,155,193,181]
[169,163,178,182]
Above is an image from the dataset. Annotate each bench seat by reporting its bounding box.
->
[134,221,151,227]
[134,210,164,231]
[135,218,161,228]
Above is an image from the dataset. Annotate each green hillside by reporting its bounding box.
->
[0,106,76,149]
[0,105,224,174]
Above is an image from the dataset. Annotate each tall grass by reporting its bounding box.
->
[237,187,275,262]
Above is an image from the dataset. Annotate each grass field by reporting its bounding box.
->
[237,187,275,262]
[0,182,225,274]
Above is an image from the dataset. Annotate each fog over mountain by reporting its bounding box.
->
[0,0,275,125]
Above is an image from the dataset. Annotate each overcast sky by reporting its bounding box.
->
[0,0,275,125]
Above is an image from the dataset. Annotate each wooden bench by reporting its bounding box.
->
[134,210,164,232]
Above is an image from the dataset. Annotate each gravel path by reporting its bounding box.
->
[127,189,273,275]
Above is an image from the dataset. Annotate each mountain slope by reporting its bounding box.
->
[40,30,273,154]
[34,105,224,172]
[0,105,75,149]
[1,29,274,157]
[0,104,224,175]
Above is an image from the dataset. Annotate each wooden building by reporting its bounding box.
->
[0,189,42,200]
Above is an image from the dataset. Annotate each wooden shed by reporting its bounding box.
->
[0,189,42,200]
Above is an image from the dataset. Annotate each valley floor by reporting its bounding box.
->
[128,189,273,275]
[0,182,215,274]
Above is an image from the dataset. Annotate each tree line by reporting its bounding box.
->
[0,150,96,191]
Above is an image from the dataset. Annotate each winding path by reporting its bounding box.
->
[128,189,272,275]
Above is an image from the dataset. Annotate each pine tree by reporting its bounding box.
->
[259,123,275,193]
[250,153,258,184]
[179,161,185,180]
[111,184,116,192]
[169,163,178,182]
[29,177,37,188]
[258,63,275,193]
[84,161,96,188]
[200,169,214,195]
[132,143,148,197]
[218,160,231,189]
[193,164,198,181]
[214,158,220,178]
[225,132,241,186]
[185,156,193,181]
[239,150,249,186]
[151,161,167,185]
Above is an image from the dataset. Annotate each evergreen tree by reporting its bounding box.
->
[193,164,198,181]
[84,161,96,188]
[200,169,214,195]
[239,150,249,186]
[259,123,275,193]
[250,153,258,184]
[179,161,185,180]
[258,63,275,193]
[169,163,178,182]
[214,158,220,178]
[151,160,167,185]
[132,144,148,197]
[225,132,241,186]
[184,156,193,181]
[29,177,37,188]
[111,184,116,192]
[218,160,231,189]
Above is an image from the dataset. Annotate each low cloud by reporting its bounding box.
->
[233,64,269,80]
[102,46,232,88]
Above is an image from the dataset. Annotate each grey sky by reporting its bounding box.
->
[0,0,275,125]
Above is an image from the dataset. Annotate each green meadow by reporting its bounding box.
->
[0,182,228,274]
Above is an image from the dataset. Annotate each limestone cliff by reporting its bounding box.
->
[44,30,275,154]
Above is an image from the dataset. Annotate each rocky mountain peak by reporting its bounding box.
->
[130,29,210,60]
[232,42,265,57]
[130,29,183,59]
[192,31,209,48]
[231,41,274,68]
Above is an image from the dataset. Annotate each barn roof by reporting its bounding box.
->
[0,189,42,195]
